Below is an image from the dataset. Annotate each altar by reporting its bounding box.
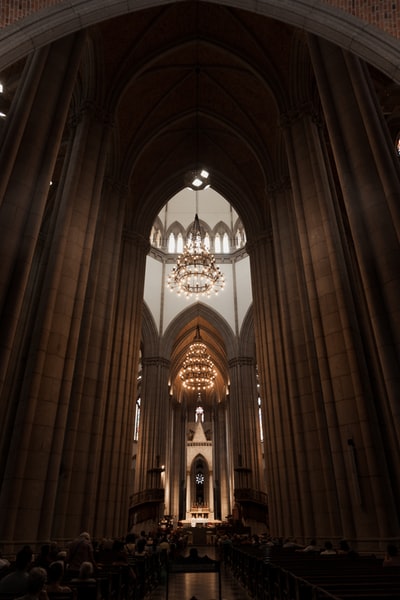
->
[190,506,209,519]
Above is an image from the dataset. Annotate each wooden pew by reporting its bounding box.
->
[224,545,400,600]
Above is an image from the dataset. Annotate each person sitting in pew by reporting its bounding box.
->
[383,544,400,567]
[70,562,97,600]
[70,561,96,584]
[0,552,11,572]
[46,561,72,594]
[296,538,320,553]
[320,541,336,555]
[337,539,358,557]
[15,567,49,600]
[0,546,33,596]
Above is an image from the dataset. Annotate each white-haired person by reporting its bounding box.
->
[66,532,97,578]
[70,561,96,583]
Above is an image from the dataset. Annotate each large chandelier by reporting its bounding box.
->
[167,213,225,298]
[179,326,217,391]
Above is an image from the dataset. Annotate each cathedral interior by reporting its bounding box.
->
[0,1,399,553]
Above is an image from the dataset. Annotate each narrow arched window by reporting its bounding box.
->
[176,232,184,253]
[222,232,230,253]
[134,358,142,442]
[134,397,141,441]
[168,232,175,253]
[214,233,221,253]
[256,367,264,443]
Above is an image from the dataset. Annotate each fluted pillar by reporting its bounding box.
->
[247,230,301,536]
[277,93,398,541]
[0,33,86,457]
[228,356,264,492]
[308,37,400,539]
[308,36,400,414]
[133,354,171,522]
[52,179,127,538]
[186,471,192,517]
[169,400,186,522]
[214,401,230,521]
[0,94,113,542]
[95,230,149,536]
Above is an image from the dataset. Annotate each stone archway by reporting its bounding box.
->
[0,1,399,81]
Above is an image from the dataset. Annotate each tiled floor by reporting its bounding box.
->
[144,546,252,600]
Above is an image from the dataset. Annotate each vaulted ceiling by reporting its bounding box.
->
[94,2,302,237]
[2,2,399,238]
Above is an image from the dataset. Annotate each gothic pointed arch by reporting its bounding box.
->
[142,302,160,356]
[239,305,255,357]
[161,302,236,359]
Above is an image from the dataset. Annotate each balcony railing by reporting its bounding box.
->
[130,488,164,508]
[234,488,268,505]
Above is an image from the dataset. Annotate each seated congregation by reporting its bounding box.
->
[1,531,400,600]
[0,531,167,600]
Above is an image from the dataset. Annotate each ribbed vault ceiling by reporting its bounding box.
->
[97,2,296,236]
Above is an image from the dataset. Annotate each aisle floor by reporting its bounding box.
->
[144,546,252,600]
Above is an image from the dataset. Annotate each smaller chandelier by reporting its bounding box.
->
[179,326,217,391]
[167,214,225,298]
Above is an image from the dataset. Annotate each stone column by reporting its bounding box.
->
[308,36,400,411]
[308,36,400,538]
[0,33,86,454]
[277,94,397,540]
[168,399,186,522]
[214,401,230,521]
[208,471,214,515]
[95,230,149,536]
[132,354,170,523]
[0,34,85,396]
[228,356,264,492]
[186,471,192,519]
[52,179,127,538]
[0,94,113,542]
[165,396,186,522]
[248,230,300,536]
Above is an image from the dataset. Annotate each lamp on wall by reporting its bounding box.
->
[179,325,217,391]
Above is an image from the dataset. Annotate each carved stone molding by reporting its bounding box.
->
[122,229,151,253]
[142,356,170,369]
[245,228,273,256]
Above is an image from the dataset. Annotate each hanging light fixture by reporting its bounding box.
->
[167,212,225,298]
[179,325,217,391]
[167,28,224,298]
